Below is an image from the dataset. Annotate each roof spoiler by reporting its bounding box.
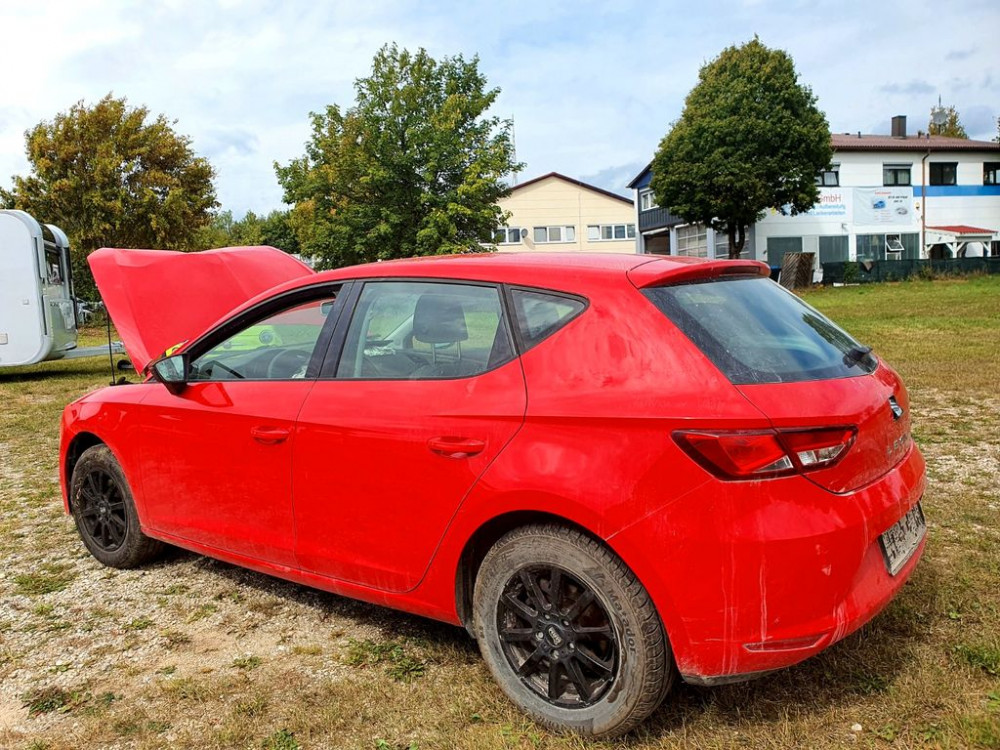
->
[627,258,771,288]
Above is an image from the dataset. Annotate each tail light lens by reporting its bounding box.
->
[674,427,856,480]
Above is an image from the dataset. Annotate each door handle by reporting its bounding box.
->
[251,426,291,444]
[427,436,486,459]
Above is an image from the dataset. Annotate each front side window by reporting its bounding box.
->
[639,190,658,211]
[643,277,877,385]
[533,226,576,244]
[336,281,512,379]
[190,293,339,381]
[883,164,911,186]
[929,162,957,186]
[985,162,1000,186]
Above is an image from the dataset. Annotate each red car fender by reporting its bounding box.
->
[60,387,154,525]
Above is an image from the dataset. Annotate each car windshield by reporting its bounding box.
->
[643,276,877,384]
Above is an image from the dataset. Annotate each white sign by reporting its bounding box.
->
[807,188,849,218]
[854,187,914,226]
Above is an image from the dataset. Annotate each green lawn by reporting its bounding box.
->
[0,277,998,749]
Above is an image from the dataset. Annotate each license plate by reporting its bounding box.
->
[879,502,926,576]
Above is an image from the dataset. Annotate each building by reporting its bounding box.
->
[630,116,1000,268]
[495,172,636,253]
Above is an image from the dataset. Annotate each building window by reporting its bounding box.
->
[929,162,957,186]
[984,162,1000,186]
[818,235,849,263]
[676,224,708,257]
[990,240,1000,258]
[765,236,803,267]
[713,231,750,259]
[587,223,636,241]
[815,164,840,187]
[883,164,911,186]
[533,225,575,244]
[494,227,522,244]
[639,190,658,211]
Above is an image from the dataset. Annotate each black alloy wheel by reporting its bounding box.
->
[71,445,164,569]
[76,468,129,552]
[473,525,675,737]
[497,565,618,708]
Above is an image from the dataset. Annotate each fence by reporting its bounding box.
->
[820,257,1000,284]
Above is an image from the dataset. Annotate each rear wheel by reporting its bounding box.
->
[71,445,163,568]
[473,525,674,737]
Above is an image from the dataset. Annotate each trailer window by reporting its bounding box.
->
[45,246,63,285]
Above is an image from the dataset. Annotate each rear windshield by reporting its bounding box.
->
[643,276,877,384]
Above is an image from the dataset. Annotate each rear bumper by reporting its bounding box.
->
[609,444,926,682]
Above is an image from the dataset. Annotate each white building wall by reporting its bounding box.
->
[752,149,1000,272]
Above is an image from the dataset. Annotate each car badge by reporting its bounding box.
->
[888,396,904,420]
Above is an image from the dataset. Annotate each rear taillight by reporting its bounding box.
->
[674,427,856,480]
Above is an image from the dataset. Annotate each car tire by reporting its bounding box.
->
[70,445,164,569]
[473,524,674,737]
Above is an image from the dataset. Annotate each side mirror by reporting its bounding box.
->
[151,354,188,395]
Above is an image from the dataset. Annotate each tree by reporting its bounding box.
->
[928,104,968,138]
[1,94,217,299]
[275,44,521,268]
[194,209,300,255]
[650,39,832,258]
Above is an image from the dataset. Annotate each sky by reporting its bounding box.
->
[1,0,997,216]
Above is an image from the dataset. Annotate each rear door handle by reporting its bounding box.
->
[427,436,486,459]
[251,426,291,444]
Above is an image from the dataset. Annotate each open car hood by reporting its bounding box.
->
[89,246,314,372]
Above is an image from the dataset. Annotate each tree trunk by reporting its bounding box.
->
[727,224,747,259]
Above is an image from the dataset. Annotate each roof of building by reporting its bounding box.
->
[510,171,633,205]
[831,134,1000,152]
[926,225,996,236]
[627,162,654,189]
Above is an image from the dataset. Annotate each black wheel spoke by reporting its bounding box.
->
[503,592,537,622]
[547,660,563,700]
[519,569,549,613]
[565,657,593,702]
[517,646,546,677]
[500,627,535,643]
[575,645,614,676]
[564,589,595,621]
[79,505,99,519]
[574,624,612,636]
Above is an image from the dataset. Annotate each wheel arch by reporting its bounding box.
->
[454,511,640,636]
[64,431,105,510]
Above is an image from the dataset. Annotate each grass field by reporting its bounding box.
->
[1,276,998,749]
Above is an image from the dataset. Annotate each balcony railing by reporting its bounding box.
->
[638,206,684,233]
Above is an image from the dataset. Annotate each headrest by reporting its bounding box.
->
[412,294,468,344]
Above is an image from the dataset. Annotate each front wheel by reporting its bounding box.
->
[71,444,164,568]
[473,525,674,737]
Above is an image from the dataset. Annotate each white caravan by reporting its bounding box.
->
[0,209,79,366]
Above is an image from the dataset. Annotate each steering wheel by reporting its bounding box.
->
[266,349,309,379]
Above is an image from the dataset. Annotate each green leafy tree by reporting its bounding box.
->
[194,209,301,255]
[276,44,521,268]
[650,38,832,258]
[928,104,968,138]
[0,94,217,299]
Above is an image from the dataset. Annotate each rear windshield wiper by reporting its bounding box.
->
[843,345,873,369]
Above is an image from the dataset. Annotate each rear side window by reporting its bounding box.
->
[643,277,877,384]
[510,289,586,349]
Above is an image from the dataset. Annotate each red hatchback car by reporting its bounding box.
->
[60,248,926,737]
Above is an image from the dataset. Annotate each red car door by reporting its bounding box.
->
[292,280,526,592]
[135,291,341,567]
